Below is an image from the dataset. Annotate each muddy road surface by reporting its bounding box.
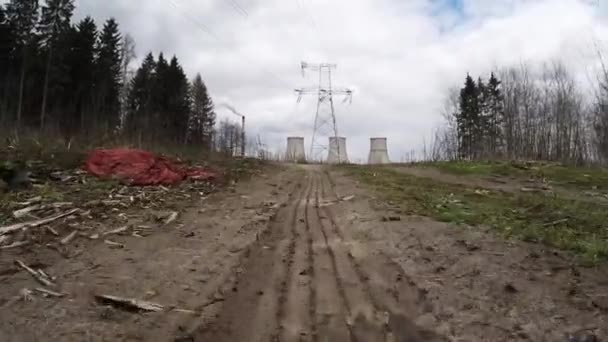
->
[195,166,440,342]
[2,164,607,341]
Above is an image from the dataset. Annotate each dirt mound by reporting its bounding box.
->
[84,148,216,186]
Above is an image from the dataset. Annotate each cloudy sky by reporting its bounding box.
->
[70,0,607,162]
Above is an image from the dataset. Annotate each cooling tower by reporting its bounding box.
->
[327,137,349,164]
[286,137,306,163]
[368,137,391,164]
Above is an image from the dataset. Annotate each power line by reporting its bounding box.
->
[167,0,292,88]
[225,0,249,17]
[295,0,330,60]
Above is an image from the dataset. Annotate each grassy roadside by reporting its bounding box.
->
[414,160,608,191]
[342,165,608,262]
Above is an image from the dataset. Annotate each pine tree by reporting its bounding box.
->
[94,18,122,132]
[69,16,96,132]
[38,0,75,129]
[477,77,489,158]
[457,74,480,159]
[486,72,504,156]
[5,0,39,127]
[0,5,15,119]
[190,73,216,148]
[166,55,190,143]
[126,52,155,143]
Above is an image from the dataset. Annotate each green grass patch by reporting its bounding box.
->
[343,165,608,262]
[414,160,608,191]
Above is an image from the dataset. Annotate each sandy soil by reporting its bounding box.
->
[2,164,607,341]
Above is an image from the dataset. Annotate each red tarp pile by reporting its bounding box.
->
[84,148,216,186]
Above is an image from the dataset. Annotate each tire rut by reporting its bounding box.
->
[194,167,444,342]
[193,173,308,342]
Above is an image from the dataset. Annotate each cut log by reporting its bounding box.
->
[0,209,80,236]
[94,294,164,312]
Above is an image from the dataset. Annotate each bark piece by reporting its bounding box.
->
[94,294,164,312]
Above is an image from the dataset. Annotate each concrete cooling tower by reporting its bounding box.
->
[368,137,391,164]
[285,137,306,162]
[327,137,349,164]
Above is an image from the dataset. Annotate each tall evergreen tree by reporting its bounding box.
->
[189,73,215,148]
[5,0,39,127]
[486,72,504,155]
[38,0,75,129]
[126,52,156,142]
[457,74,480,159]
[94,18,121,132]
[0,5,15,120]
[166,55,190,143]
[69,16,97,132]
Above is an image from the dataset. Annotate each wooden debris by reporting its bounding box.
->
[543,218,569,226]
[16,196,42,206]
[60,231,78,245]
[14,260,55,287]
[46,226,59,236]
[0,208,79,236]
[0,235,8,245]
[164,211,178,225]
[0,240,29,249]
[102,226,129,236]
[13,204,45,218]
[34,287,65,298]
[94,294,164,312]
[520,187,542,193]
[89,233,100,240]
[341,195,355,202]
[104,239,125,249]
[20,288,34,302]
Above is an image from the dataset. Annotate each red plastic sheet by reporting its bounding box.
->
[84,148,216,186]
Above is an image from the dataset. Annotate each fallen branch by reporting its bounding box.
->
[543,218,569,227]
[0,240,29,249]
[44,226,59,236]
[14,260,55,287]
[13,204,45,219]
[0,209,80,236]
[102,226,129,237]
[34,287,65,298]
[16,196,42,206]
[94,294,164,312]
[104,239,125,249]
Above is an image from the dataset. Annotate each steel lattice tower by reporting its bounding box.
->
[295,62,352,162]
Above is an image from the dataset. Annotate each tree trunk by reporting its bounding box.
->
[40,47,54,131]
[17,52,27,130]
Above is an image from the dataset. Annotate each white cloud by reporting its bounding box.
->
[71,0,606,162]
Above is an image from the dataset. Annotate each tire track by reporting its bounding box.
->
[279,175,314,341]
[314,172,387,341]
[194,172,308,342]
[307,174,351,341]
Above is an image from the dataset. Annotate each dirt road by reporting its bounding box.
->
[2,164,606,341]
[194,166,440,342]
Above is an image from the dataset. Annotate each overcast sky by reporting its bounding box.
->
[69,0,608,161]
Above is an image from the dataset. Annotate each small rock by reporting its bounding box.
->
[381,216,401,222]
[566,330,598,342]
[504,283,518,293]
[299,269,308,276]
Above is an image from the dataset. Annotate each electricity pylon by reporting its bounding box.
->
[295,62,353,162]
